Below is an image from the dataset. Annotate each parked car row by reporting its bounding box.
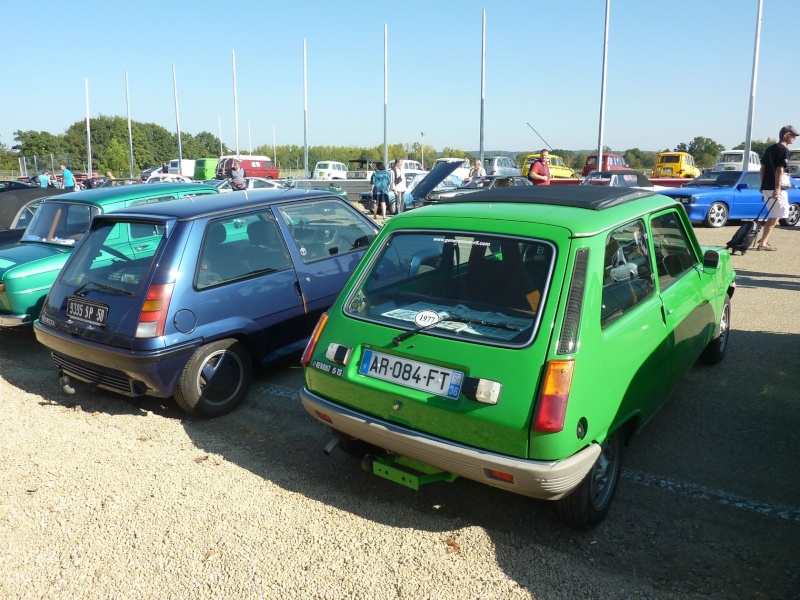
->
[0,161,756,529]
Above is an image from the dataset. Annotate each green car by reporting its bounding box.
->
[299,185,735,528]
[0,183,218,328]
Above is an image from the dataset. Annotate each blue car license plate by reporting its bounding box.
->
[359,349,463,399]
[66,297,109,326]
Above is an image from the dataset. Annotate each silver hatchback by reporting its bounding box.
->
[484,156,521,176]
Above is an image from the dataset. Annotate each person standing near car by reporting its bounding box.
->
[528,149,551,185]
[227,160,246,190]
[370,161,391,220]
[390,158,407,213]
[469,160,486,178]
[37,170,50,188]
[60,164,75,191]
[756,125,797,251]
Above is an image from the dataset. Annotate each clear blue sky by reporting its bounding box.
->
[3,0,797,154]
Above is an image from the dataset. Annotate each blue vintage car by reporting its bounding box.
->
[33,189,379,417]
[660,170,800,227]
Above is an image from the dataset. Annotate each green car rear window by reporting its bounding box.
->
[345,232,555,346]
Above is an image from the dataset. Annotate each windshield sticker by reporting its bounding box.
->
[413,310,441,328]
[431,237,490,247]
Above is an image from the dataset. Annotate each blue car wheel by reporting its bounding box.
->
[174,339,253,417]
[704,202,728,228]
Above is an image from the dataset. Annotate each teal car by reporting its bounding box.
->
[299,185,735,528]
[0,183,218,328]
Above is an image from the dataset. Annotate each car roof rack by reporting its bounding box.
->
[438,185,654,210]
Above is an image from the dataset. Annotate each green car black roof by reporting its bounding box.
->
[439,185,655,210]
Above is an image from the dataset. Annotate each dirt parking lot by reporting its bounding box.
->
[0,224,798,599]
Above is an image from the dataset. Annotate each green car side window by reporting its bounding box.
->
[651,211,698,290]
[601,219,654,328]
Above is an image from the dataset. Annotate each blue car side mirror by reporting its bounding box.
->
[736,183,748,190]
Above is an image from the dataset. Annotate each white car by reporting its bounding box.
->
[434,157,471,181]
[212,177,287,193]
[312,161,348,180]
[145,173,193,184]
[712,150,760,172]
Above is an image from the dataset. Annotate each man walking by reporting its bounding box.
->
[757,125,797,251]
[60,164,75,191]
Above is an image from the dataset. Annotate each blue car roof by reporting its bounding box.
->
[94,188,348,221]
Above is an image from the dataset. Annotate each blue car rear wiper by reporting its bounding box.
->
[74,280,135,297]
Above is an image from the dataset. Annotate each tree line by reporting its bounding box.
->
[0,115,776,176]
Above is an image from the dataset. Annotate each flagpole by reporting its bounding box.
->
[596,0,610,174]
[85,78,92,178]
[479,10,485,164]
[743,0,763,166]
[232,50,240,156]
[172,64,182,162]
[303,39,308,178]
[218,115,223,156]
[383,23,388,166]
[125,71,134,178]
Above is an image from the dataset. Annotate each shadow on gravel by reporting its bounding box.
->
[180,330,798,599]
[733,269,800,292]
[3,324,798,597]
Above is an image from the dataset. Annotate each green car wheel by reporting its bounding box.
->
[556,430,622,529]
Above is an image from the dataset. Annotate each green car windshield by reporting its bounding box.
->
[345,232,555,346]
[21,201,100,246]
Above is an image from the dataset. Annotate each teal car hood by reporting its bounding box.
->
[0,242,72,279]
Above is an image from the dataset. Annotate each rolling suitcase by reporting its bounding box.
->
[725,197,774,255]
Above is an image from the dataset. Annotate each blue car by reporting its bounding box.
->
[33,189,379,417]
[660,170,800,227]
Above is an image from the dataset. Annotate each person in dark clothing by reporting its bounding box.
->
[757,125,797,251]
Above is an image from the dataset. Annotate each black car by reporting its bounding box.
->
[0,189,68,245]
[0,180,34,193]
[424,175,532,204]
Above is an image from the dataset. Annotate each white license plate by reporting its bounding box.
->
[359,349,463,399]
[66,297,109,326]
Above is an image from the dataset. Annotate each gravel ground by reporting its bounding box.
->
[0,223,798,599]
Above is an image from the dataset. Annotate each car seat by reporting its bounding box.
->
[246,220,289,272]
[462,240,540,312]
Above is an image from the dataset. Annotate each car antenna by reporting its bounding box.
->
[526,122,580,179]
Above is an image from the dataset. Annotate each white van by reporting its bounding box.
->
[312,161,348,180]
[435,157,471,181]
[786,149,800,175]
[389,159,425,176]
[712,150,760,172]
[168,159,196,178]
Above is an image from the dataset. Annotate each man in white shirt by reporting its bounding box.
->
[469,160,486,178]
[391,158,407,214]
